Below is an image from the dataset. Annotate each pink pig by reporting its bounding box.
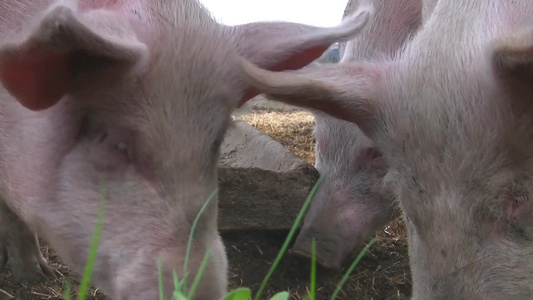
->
[0,0,372,298]
[290,0,422,271]
[242,0,533,298]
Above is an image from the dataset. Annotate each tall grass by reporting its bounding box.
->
[181,188,219,295]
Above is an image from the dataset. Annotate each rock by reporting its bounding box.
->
[217,120,319,231]
[233,95,301,115]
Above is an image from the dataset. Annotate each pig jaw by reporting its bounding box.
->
[291,158,399,270]
[404,203,533,300]
[111,232,228,300]
[290,227,349,270]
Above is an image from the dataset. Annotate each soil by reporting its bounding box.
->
[223,225,411,300]
[0,223,410,300]
[0,101,412,300]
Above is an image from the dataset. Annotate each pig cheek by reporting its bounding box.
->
[338,205,366,239]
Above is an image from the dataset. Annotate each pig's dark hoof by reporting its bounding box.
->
[0,229,56,283]
[7,254,56,284]
[0,239,56,284]
[288,248,341,271]
[0,203,56,284]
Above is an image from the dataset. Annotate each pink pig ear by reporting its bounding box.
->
[238,57,385,139]
[232,4,373,102]
[0,3,148,111]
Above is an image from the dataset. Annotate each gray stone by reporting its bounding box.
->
[234,95,301,115]
[217,120,319,231]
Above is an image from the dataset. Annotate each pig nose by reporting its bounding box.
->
[289,228,344,270]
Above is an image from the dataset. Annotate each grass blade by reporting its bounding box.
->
[77,183,107,300]
[222,287,252,300]
[63,281,72,300]
[187,250,212,299]
[182,188,218,294]
[253,175,325,300]
[330,237,378,300]
[310,238,316,300]
[269,291,289,300]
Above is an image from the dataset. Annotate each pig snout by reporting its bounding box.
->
[290,174,396,271]
[290,226,353,270]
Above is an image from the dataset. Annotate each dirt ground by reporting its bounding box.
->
[0,101,411,300]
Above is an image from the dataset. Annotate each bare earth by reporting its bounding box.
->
[0,98,411,300]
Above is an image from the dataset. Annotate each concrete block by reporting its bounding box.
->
[233,95,301,115]
[217,120,319,231]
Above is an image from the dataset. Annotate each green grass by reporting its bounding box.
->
[330,237,378,300]
[309,239,317,300]
[62,182,108,300]
[79,183,107,300]
[253,175,325,300]
[66,176,376,300]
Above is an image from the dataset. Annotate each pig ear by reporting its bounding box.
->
[239,58,384,138]
[491,26,533,89]
[232,4,372,101]
[0,3,148,111]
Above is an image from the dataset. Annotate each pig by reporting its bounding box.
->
[0,0,373,298]
[422,0,439,23]
[240,0,533,298]
[289,0,422,271]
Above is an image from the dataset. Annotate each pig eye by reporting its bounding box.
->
[511,187,530,204]
[113,139,138,164]
[97,131,134,162]
[509,178,531,207]
[212,135,223,154]
[515,195,529,204]
[115,142,132,160]
[212,124,228,154]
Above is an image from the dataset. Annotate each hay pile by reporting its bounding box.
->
[238,110,317,165]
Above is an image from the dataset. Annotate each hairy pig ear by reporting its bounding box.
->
[0,2,148,111]
[232,4,373,102]
[239,57,386,139]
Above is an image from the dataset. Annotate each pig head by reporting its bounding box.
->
[0,0,373,298]
[241,0,533,298]
[291,136,396,270]
[290,0,422,271]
